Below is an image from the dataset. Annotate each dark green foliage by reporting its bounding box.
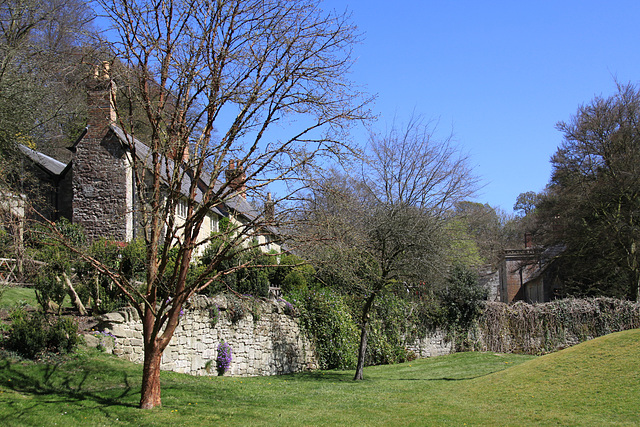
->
[83,238,146,314]
[200,236,284,298]
[34,269,67,311]
[281,266,314,294]
[365,293,416,365]
[226,296,247,324]
[513,191,541,217]
[535,84,640,300]
[30,223,147,314]
[207,302,220,327]
[288,283,448,369]
[31,219,86,311]
[266,253,315,294]
[438,264,488,349]
[289,288,359,370]
[4,307,79,358]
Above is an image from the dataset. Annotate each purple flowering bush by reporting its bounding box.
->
[92,330,116,352]
[216,342,232,375]
[278,297,296,316]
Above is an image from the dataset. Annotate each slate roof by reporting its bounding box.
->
[110,124,261,223]
[18,144,69,176]
[19,125,271,230]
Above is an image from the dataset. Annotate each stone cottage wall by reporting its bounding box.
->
[74,76,131,241]
[94,295,317,377]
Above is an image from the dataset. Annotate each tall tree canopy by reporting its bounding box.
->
[0,0,96,270]
[536,83,640,300]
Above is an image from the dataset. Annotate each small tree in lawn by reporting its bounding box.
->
[46,0,370,409]
[298,115,478,380]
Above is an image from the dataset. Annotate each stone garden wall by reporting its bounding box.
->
[91,296,638,378]
[406,329,453,358]
[93,295,318,377]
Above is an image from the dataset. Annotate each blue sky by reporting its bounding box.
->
[321,0,640,213]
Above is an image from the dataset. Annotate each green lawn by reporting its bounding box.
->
[0,329,638,426]
[0,286,38,310]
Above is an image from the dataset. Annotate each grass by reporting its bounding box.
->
[0,286,38,310]
[0,329,638,426]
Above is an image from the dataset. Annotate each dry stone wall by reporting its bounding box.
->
[406,329,453,358]
[92,296,639,378]
[94,295,317,377]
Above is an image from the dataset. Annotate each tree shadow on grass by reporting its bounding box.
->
[281,370,354,382]
[396,371,498,382]
[0,357,138,411]
[273,370,493,383]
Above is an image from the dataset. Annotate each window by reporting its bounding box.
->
[176,199,188,218]
[210,214,218,233]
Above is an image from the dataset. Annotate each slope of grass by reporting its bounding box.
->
[463,328,640,425]
[0,329,638,426]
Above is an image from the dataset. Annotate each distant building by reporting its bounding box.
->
[498,235,562,303]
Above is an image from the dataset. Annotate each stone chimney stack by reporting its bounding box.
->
[264,192,274,222]
[225,159,247,198]
[72,61,130,242]
[85,61,117,141]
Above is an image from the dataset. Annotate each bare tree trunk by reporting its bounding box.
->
[62,272,87,315]
[354,292,376,381]
[139,296,184,409]
[140,342,163,409]
[353,317,369,380]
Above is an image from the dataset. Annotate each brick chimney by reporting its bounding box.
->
[524,232,533,249]
[225,160,246,198]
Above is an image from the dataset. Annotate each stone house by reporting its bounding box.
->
[16,73,281,255]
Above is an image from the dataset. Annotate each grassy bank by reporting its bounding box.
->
[0,329,638,426]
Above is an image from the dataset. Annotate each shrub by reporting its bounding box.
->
[290,288,359,370]
[365,293,416,365]
[279,297,296,316]
[438,264,488,350]
[226,297,246,323]
[200,240,271,297]
[4,307,79,358]
[83,238,141,314]
[30,219,87,312]
[208,303,220,328]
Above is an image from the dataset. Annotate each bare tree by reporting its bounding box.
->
[45,0,370,409]
[0,0,96,154]
[298,115,477,380]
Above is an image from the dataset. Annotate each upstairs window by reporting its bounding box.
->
[176,199,188,218]
[210,214,219,233]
